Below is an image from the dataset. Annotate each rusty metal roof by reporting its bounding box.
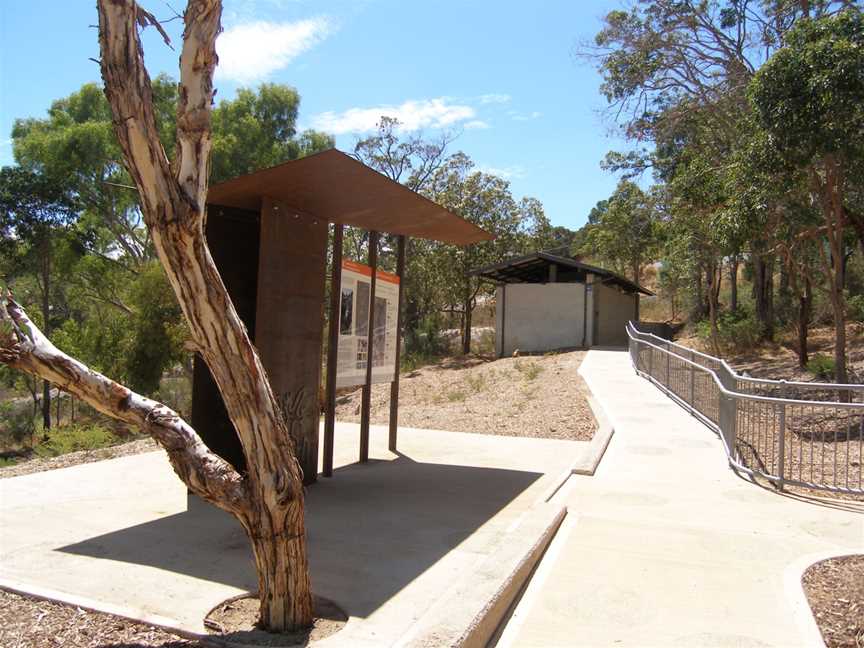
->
[206,148,493,245]
[470,250,654,296]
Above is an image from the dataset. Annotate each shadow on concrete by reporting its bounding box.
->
[734,469,864,514]
[59,453,540,618]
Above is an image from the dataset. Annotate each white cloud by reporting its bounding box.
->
[479,93,511,104]
[216,17,333,83]
[311,98,477,134]
[464,120,490,130]
[509,110,542,121]
[477,164,527,180]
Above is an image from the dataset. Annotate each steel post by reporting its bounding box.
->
[776,403,786,491]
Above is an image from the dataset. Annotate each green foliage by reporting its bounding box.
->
[847,294,864,323]
[353,122,553,352]
[749,10,864,167]
[0,401,35,446]
[578,179,663,282]
[32,423,120,458]
[806,354,836,381]
[695,309,762,353]
[124,262,188,394]
[210,84,333,182]
[402,314,449,371]
[475,329,496,356]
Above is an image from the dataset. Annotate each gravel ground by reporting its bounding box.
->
[0,438,159,480]
[336,350,596,441]
[802,555,864,648]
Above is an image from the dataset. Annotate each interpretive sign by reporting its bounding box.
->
[336,259,400,388]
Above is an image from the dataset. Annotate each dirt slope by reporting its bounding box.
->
[336,350,596,441]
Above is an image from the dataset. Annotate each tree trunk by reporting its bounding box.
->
[4,2,316,632]
[462,290,473,355]
[706,261,722,357]
[691,264,707,320]
[796,276,812,369]
[729,255,738,313]
[752,254,774,341]
[98,0,312,630]
[40,238,51,433]
[813,156,848,388]
[246,500,313,630]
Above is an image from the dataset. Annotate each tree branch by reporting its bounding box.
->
[0,294,248,514]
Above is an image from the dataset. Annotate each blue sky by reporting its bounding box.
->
[0,0,631,230]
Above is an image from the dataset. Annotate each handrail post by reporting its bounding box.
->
[689,350,695,412]
[717,365,738,460]
[648,343,654,379]
[666,342,671,387]
[776,403,786,491]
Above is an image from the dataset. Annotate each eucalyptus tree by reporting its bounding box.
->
[350,117,458,345]
[425,153,549,354]
[0,166,78,432]
[749,8,864,383]
[585,0,852,340]
[580,180,662,284]
[1,0,315,631]
[210,84,333,183]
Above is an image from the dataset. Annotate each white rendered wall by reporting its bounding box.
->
[595,283,637,347]
[497,283,586,356]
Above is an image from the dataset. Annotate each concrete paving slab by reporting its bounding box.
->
[0,421,587,646]
[499,349,864,648]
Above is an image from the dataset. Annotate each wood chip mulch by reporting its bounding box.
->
[802,555,864,648]
[0,589,204,647]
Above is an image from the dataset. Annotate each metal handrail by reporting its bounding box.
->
[627,321,864,495]
[631,325,864,395]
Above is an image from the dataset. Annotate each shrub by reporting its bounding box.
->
[847,293,864,323]
[33,423,119,458]
[806,354,835,381]
[475,329,496,356]
[514,360,543,380]
[402,315,450,372]
[464,373,486,392]
[695,309,762,353]
[0,401,36,449]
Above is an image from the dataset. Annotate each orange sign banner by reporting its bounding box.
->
[342,259,400,284]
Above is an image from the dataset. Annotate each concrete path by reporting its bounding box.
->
[0,421,586,646]
[498,349,864,648]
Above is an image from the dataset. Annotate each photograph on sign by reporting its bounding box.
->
[335,259,400,388]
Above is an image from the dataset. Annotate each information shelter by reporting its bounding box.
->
[192,149,491,485]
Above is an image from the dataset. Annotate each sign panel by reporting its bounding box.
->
[336,259,400,388]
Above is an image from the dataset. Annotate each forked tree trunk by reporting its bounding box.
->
[0,0,314,633]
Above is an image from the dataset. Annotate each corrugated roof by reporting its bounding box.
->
[469,251,654,295]
[206,149,493,245]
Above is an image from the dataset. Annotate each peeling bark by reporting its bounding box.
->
[0,296,247,514]
[0,0,314,631]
